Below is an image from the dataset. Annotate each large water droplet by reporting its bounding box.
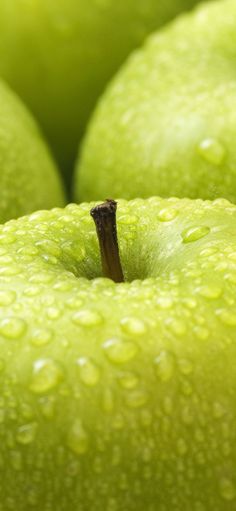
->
[0,317,26,339]
[125,389,148,409]
[103,338,138,364]
[118,371,139,390]
[67,420,89,456]
[154,351,175,382]
[216,309,236,326]
[198,138,226,165]
[30,359,63,394]
[197,285,222,299]
[16,422,37,445]
[182,226,210,243]
[77,357,100,387]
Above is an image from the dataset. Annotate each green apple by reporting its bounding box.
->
[0,0,206,181]
[0,195,236,509]
[0,78,65,223]
[75,0,236,204]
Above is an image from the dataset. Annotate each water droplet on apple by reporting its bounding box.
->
[67,420,89,456]
[10,450,22,471]
[77,357,100,387]
[120,317,146,335]
[0,290,16,306]
[154,350,175,382]
[182,226,210,243]
[197,285,222,299]
[156,296,174,309]
[0,316,26,339]
[72,309,103,327]
[178,358,193,375]
[216,309,236,326]
[0,264,21,276]
[31,328,53,347]
[198,138,226,165]
[157,208,178,222]
[168,318,186,336]
[103,338,138,364]
[38,396,55,419]
[16,422,37,445]
[35,239,61,257]
[213,402,225,419]
[125,389,148,408]
[0,234,16,245]
[194,326,209,340]
[23,285,41,297]
[177,438,188,456]
[219,478,236,501]
[117,371,139,390]
[46,307,60,320]
[119,214,138,225]
[30,359,64,393]
[30,272,54,284]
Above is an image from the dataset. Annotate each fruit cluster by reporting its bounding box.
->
[0,1,235,510]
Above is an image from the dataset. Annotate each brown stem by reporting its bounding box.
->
[90,199,124,283]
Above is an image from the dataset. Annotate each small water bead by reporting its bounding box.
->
[125,389,149,409]
[35,239,61,257]
[10,450,22,471]
[0,234,16,245]
[156,296,174,309]
[120,317,146,336]
[29,272,54,284]
[77,357,100,387]
[16,422,37,445]
[178,358,193,376]
[46,307,61,320]
[23,285,41,297]
[167,318,186,336]
[118,214,138,225]
[103,338,138,364]
[198,138,226,165]
[213,402,225,419]
[0,290,16,306]
[194,326,209,340]
[177,438,188,456]
[72,309,103,327]
[182,226,210,244]
[0,317,26,339]
[67,420,89,456]
[31,328,53,347]
[154,351,175,382]
[157,208,179,222]
[219,478,236,501]
[30,359,63,394]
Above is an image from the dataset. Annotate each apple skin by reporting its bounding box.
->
[75,0,236,204]
[0,197,235,509]
[0,0,206,181]
[0,78,65,223]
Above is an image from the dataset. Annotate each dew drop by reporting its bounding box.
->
[168,318,186,336]
[31,328,53,347]
[177,438,188,456]
[194,326,209,340]
[154,351,175,382]
[0,290,16,306]
[103,338,138,364]
[216,309,236,326]
[0,265,21,276]
[30,359,63,394]
[10,450,22,471]
[72,310,103,327]
[38,396,55,419]
[119,214,137,225]
[157,208,178,222]
[156,296,174,309]
[220,478,236,501]
[197,285,222,299]
[120,317,146,336]
[77,357,100,387]
[125,389,148,409]
[178,358,193,375]
[67,420,89,456]
[16,422,37,445]
[182,226,210,243]
[198,138,226,165]
[213,402,225,419]
[118,371,139,390]
[0,317,26,339]
[46,307,60,320]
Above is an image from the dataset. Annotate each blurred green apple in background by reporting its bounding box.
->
[0,0,207,183]
[75,0,236,204]
[0,196,236,509]
[0,79,65,223]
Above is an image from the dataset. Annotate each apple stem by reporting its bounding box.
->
[90,199,124,283]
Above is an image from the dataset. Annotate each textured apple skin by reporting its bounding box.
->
[0,197,236,509]
[76,0,236,204]
[0,79,65,223]
[0,0,205,179]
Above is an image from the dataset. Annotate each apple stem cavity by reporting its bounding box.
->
[90,199,124,283]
